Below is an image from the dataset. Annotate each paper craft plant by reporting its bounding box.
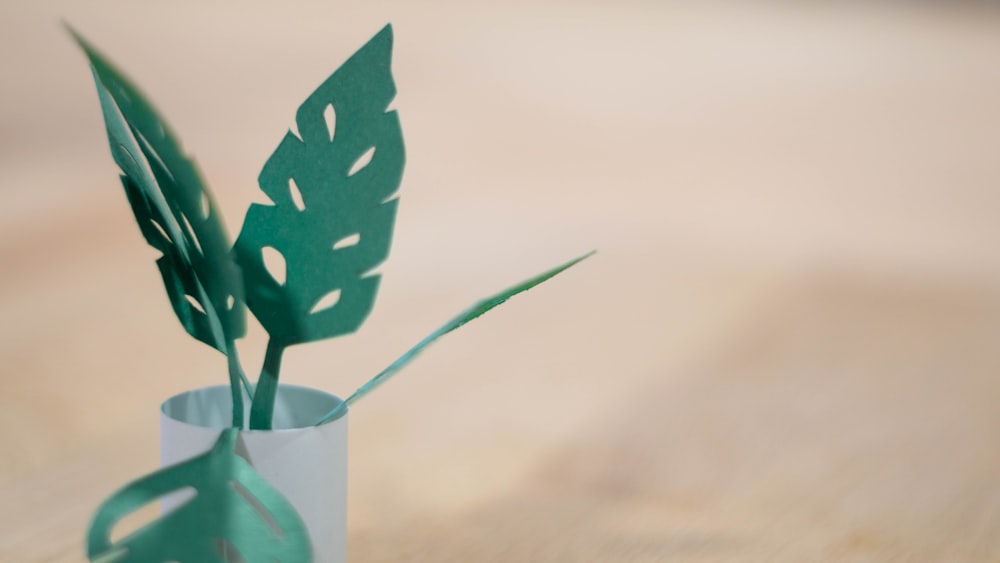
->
[72,23,591,563]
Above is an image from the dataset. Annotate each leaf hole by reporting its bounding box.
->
[108,505,157,544]
[310,289,342,314]
[348,147,375,176]
[109,486,196,544]
[181,213,202,254]
[200,192,212,219]
[227,295,236,310]
[288,178,306,212]
[229,481,284,538]
[262,247,286,286]
[332,233,360,250]
[149,220,170,243]
[138,134,174,182]
[185,295,206,315]
[323,103,336,142]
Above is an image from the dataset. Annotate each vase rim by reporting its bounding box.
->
[161,384,347,431]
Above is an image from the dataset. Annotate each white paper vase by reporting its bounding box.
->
[161,385,348,563]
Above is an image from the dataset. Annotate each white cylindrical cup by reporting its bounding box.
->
[161,385,348,563]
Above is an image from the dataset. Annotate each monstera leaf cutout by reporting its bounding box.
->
[87,428,311,563]
[235,24,403,428]
[72,29,251,425]
[70,29,245,355]
[234,24,403,346]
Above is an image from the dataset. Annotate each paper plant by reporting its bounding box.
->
[71,22,591,562]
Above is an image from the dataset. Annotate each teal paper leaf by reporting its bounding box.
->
[70,28,245,354]
[234,24,404,347]
[87,429,311,563]
[317,251,595,424]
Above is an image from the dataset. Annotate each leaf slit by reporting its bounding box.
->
[137,133,175,182]
[149,220,170,243]
[288,178,305,212]
[229,481,285,539]
[310,289,341,314]
[348,147,375,176]
[185,295,206,314]
[181,213,203,254]
[261,247,286,286]
[323,103,336,142]
[332,233,360,250]
[200,192,212,219]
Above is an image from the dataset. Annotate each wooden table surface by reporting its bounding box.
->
[2,1,1000,560]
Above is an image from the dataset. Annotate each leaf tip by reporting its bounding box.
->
[64,22,98,61]
[379,22,394,40]
[62,20,82,43]
[367,23,395,58]
[553,249,597,276]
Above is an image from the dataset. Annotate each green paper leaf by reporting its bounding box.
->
[234,24,404,347]
[71,27,252,425]
[317,251,595,425]
[69,28,246,354]
[87,428,312,563]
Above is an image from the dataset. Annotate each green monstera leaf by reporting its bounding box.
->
[71,28,245,353]
[87,429,311,563]
[70,28,250,424]
[235,24,402,345]
[235,24,404,428]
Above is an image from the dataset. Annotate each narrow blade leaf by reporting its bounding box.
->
[316,251,595,425]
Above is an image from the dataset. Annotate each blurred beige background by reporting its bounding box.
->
[2,0,1000,560]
